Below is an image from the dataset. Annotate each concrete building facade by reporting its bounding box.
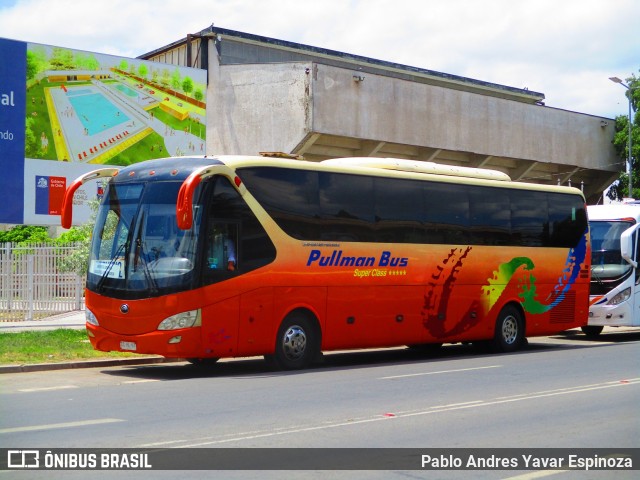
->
[141,26,620,203]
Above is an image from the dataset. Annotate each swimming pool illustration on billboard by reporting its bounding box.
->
[25,44,206,166]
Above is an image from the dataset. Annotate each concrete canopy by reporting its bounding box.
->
[140,26,620,203]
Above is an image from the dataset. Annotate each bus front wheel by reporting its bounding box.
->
[492,305,525,353]
[270,313,319,370]
[186,357,219,367]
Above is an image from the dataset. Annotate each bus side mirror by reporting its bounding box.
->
[60,168,119,229]
[620,223,640,268]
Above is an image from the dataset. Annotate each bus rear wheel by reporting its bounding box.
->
[270,313,319,370]
[581,325,604,337]
[492,305,524,353]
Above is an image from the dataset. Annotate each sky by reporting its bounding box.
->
[1,0,638,119]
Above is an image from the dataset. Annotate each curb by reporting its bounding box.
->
[0,357,185,374]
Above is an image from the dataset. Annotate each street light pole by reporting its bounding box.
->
[609,76,635,198]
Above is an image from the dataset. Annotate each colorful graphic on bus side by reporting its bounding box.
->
[483,230,588,315]
[423,231,588,339]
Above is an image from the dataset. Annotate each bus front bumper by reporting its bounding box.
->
[588,301,633,327]
[86,323,203,359]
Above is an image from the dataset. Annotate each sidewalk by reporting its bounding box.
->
[0,310,180,373]
[0,310,87,333]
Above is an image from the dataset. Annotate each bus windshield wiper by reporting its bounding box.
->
[590,266,604,286]
[133,224,159,295]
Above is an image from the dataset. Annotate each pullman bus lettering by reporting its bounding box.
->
[306,249,408,268]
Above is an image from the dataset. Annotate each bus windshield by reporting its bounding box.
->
[590,220,634,281]
[87,181,201,299]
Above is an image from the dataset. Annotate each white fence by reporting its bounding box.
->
[0,243,85,322]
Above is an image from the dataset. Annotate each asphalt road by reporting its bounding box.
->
[1,329,638,479]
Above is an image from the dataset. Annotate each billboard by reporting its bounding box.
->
[0,38,207,226]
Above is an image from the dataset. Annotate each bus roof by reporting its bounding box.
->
[320,157,512,181]
[219,156,584,197]
[587,203,640,222]
[111,155,585,198]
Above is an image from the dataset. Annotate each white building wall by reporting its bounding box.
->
[207,50,311,156]
[311,64,616,170]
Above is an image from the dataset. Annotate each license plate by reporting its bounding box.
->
[120,341,137,351]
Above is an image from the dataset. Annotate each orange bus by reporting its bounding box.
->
[61,154,590,369]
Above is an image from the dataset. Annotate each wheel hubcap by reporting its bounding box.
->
[282,326,307,361]
[502,315,518,344]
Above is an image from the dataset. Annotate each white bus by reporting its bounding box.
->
[587,203,640,336]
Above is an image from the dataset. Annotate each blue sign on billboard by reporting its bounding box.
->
[0,38,27,224]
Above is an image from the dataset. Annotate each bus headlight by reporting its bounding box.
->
[157,309,201,330]
[609,288,631,306]
[85,308,99,326]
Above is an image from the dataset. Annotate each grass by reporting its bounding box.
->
[0,329,144,365]
[26,79,59,160]
[107,130,169,166]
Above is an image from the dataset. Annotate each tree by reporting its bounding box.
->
[182,76,194,96]
[25,50,39,80]
[55,200,105,276]
[138,63,148,81]
[56,219,93,276]
[26,46,48,79]
[160,68,170,88]
[24,117,38,158]
[606,71,640,201]
[49,47,75,71]
[171,68,181,90]
[75,53,100,71]
[0,225,49,244]
[0,226,52,260]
